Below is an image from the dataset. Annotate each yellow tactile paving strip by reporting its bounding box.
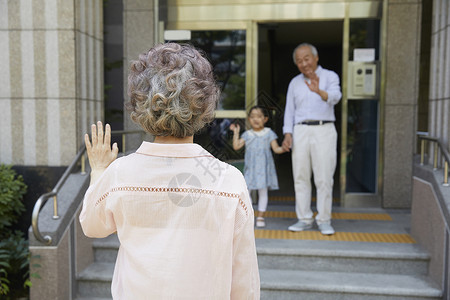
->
[263,211,392,221]
[269,196,340,203]
[269,196,296,202]
[254,230,416,243]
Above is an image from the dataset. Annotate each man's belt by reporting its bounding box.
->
[299,120,334,126]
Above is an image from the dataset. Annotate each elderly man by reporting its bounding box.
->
[282,43,342,235]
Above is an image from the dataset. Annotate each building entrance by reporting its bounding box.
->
[257,21,343,203]
[165,0,383,207]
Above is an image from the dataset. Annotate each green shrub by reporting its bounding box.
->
[0,165,30,299]
[0,165,27,237]
[0,249,11,296]
[0,232,35,299]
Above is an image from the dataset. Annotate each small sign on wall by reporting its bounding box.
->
[164,30,191,41]
[354,48,375,62]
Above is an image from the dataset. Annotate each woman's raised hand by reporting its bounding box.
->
[84,121,118,183]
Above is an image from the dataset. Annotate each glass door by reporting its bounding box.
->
[257,21,343,200]
[342,19,381,207]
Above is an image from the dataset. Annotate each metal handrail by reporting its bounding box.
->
[32,129,146,245]
[110,130,144,153]
[31,146,87,245]
[417,132,450,186]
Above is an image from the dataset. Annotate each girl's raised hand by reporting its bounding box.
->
[230,123,240,134]
[85,121,118,175]
[231,123,245,151]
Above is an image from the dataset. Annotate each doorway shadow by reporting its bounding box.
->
[258,21,343,204]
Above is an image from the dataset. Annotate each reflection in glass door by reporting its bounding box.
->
[186,30,247,166]
[346,100,378,193]
[190,30,247,111]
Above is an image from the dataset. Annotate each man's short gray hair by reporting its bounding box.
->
[292,43,318,64]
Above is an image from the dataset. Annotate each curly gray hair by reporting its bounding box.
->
[127,43,220,138]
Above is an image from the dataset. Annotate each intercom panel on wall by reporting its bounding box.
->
[347,61,379,99]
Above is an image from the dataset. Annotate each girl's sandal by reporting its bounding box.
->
[256,217,266,228]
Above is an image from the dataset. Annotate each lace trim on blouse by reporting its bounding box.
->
[95,186,248,216]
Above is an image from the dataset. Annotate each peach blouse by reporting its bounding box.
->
[80,142,260,299]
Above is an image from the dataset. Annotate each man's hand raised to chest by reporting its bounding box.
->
[305,72,328,101]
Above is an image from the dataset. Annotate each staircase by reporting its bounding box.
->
[76,235,117,300]
[75,205,442,299]
[258,240,440,299]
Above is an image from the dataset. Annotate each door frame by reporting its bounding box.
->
[165,0,385,207]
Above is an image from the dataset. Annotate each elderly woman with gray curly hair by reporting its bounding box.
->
[79,43,260,299]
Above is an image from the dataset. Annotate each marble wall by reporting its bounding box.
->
[383,0,422,207]
[411,176,446,289]
[123,0,156,150]
[429,0,450,158]
[0,0,103,166]
[75,0,104,160]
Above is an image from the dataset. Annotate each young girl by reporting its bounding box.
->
[231,105,285,227]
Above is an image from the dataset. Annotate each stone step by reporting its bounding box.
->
[92,235,119,263]
[91,235,430,276]
[77,262,114,298]
[77,262,441,300]
[260,269,442,300]
[256,239,430,275]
